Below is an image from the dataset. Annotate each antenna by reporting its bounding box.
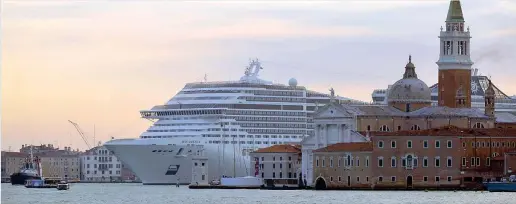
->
[204,74,207,83]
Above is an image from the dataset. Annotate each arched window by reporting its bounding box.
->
[473,122,485,129]
[380,125,390,132]
[346,155,351,166]
[411,125,421,131]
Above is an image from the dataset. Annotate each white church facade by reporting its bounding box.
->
[300,97,369,186]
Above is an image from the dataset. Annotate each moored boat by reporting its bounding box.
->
[484,175,516,192]
[24,178,60,189]
[57,181,70,190]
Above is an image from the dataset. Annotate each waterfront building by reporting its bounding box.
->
[37,151,81,180]
[2,146,81,180]
[1,152,30,180]
[250,144,302,187]
[312,142,373,190]
[369,128,463,189]
[79,146,135,182]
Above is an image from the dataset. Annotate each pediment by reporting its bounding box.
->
[314,102,357,119]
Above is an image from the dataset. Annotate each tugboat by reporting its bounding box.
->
[10,147,43,185]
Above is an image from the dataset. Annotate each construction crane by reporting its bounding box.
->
[68,120,92,149]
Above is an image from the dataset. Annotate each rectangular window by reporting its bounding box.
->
[423,158,428,167]
[316,158,319,167]
[378,158,384,167]
[486,157,491,166]
[391,141,396,148]
[391,158,396,167]
[471,157,475,166]
[476,157,480,166]
[322,158,325,167]
[435,158,440,167]
[423,176,428,182]
[338,158,341,167]
[423,140,428,148]
[357,177,360,182]
[407,140,412,148]
[447,158,452,167]
[447,176,452,182]
[391,176,396,182]
[435,176,440,182]
[338,176,341,182]
[435,140,441,148]
[462,157,467,166]
[357,158,360,167]
[366,157,369,167]
[447,140,452,148]
[378,176,383,182]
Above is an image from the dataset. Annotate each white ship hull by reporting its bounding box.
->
[104,138,251,185]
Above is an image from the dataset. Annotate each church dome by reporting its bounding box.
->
[387,78,432,103]
[387,55,432,103]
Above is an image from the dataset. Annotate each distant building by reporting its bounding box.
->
[80,146,138,182]
[2,145,81,180]
[1,152,30,179]
[250,144,302,187]
[37,151,81,180]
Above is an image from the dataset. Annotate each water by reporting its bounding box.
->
[1,183,514,204]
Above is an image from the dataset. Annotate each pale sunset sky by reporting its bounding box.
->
[1,0,516,151]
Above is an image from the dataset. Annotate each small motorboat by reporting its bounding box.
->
[56,181,70,190]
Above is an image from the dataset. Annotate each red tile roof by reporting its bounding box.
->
[313,142,373,153]
[253,144,301,153]
[361,126,516,137]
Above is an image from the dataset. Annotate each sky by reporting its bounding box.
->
[1,0,516,151]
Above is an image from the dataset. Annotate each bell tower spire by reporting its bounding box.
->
[436,0,473,108]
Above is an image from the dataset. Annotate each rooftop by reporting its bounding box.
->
[252,144,301,154]
[313,142,373,153]
[362,126,516,137]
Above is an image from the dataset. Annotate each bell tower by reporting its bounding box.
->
[436,0,473,108]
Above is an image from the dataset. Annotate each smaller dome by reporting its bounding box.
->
[387,78,432,103]
[289,78,298,87]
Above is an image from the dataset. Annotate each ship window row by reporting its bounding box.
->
[244,128,305,134]
[239,96,305,103]
[306,92,329,97]
[184,83,304,90]
[202,134,299,139]
[244,90,303,97]
[173,96,232,101]
[209,140,291,145]
[238,123,306,129]
[147,129,204,132]
[226,110,305,116]
[154,123,212,126]
[232,116,305,122]
[142,109,223,117]
[180,90,241,94]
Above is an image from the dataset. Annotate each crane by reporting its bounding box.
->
[68,120,92,149]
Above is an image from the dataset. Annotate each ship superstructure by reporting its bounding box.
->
[104,59,367,184]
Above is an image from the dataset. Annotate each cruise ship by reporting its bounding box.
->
[371,68,516,113]
[104,59,367,185]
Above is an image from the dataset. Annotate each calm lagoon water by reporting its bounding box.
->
[1,183,515,204]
